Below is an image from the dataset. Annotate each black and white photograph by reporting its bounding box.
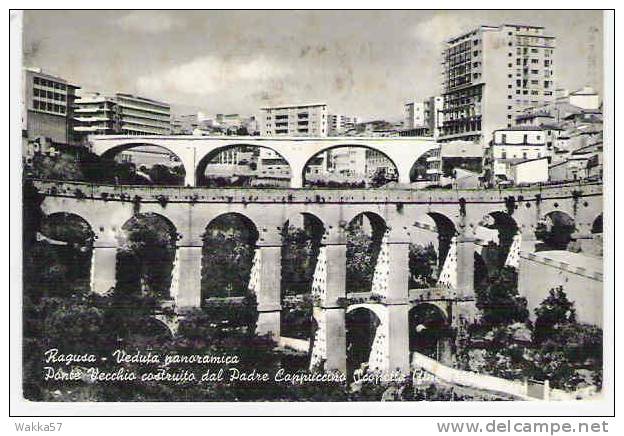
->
[9,7,614,419]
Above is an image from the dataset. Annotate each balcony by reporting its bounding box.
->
[73,126,109,132]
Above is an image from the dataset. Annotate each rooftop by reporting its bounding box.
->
[261,103,327,110]
[24,67,80,88]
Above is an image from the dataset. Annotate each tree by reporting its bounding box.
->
[281,225,321,296]
[148,164,185,186]
[533,286,576,344]
[31,153,83,181]
[201,229,256,298]
[117,215,177,300]
[346,224,381,293]
[409,243,437,288]
[475,266,529,327]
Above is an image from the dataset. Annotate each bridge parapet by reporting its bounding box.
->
[408,287,459,302]
[29,178,603,205]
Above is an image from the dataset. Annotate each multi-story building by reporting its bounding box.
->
[172,114,199,135]
[328,114,359,136]
[403,96,444,137]
[73,92,122,140]
[404,101,426,130]
[260,103,328,137]
[484,127,549,184]
[426,96,445,138]
[73,92,172,140]
[114,93,172,135]
[440,24,556,144]
[22,67,80,144]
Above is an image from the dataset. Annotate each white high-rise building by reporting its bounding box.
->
[440,24,556,143]
[404,101,427,129]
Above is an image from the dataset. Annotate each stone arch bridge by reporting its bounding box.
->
[88,135,439,187]
[30,179,603,374]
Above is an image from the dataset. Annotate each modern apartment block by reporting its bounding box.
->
[114,93,172,135]
[328,114,359,136]
[22,67,80,144]
[73,92,172,141]
[404,101,426,129]
[440,24,556,144]
[73,92,122,139]
[403,96,444,137]
[260,103,328,136]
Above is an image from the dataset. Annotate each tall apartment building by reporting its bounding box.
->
[404,101,426,129]
[73,92,122,139]
[73,92,172,141]
[440,24,556,144]
[403,96,444,137]
[260,103,328,137]
[115,93,172,135]
[328,114,359,136]
[22,68,80,144]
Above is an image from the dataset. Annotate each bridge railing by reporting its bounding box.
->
[27,178,603,204]
[411,351,598,401]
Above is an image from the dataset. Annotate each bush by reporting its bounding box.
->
[475,266,528,327]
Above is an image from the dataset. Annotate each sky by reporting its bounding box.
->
[22,10,604,121]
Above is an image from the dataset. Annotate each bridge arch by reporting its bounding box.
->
[116,212,179,299]
[535,210,577,251]
[99,142,188,186]
[346,211,388,293]
[345,305,382,373]
[408,148,440,184]
[38,212,96,295]
[116,212,178,298]
[481,211,519,267]
[426,212,458,270]
[40,212,95,246]
[591,213,603,234]
[202,212,259,301]
[280,212,326,298]
[408,303,452,361]
[301,144,399,188]
[195,143,292,188]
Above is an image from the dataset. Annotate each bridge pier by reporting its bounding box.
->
[455,235,476,299]
[290,173,304,189]
[174,246,203,309]
[519,232,538,254]
[571,231,599,255]
[312,307,347,373]
[382,304,410,372]
[253,245,282,338]
[384,241,410,303]
[184,169,196,187]
[90,246,117,295]
[322,244,347,307]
